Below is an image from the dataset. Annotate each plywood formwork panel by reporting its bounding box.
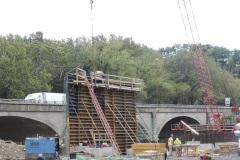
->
[66,70,141,154]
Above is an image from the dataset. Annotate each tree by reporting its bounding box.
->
[0,35,51,98]
[1,33,239,105]
[163,50,199,104]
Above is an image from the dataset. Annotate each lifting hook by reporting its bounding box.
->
[90,0,94,10]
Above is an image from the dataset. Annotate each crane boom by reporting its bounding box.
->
[178,0,225,131]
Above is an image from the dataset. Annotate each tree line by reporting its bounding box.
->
[0,32,240,106]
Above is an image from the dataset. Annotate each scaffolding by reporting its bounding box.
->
[66,68,142,154]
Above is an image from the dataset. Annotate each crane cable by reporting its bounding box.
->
[177,0,201,47]
[188,0,201,45]
[90,0,97,70]
[177,0,190,45]
[90,0,94,44]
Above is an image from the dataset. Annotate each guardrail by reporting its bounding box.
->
[90,71,143,91]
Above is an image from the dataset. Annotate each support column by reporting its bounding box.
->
[151,112,158,142]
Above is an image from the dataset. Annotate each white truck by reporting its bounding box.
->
[24,92,66,104]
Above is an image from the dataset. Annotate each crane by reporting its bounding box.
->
[177,0,225,132]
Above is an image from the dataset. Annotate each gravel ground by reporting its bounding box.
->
[167,153,240,160]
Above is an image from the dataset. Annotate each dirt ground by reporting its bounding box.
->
[1,139,240,160]
[167,153,240,160]
[0,139,25,159]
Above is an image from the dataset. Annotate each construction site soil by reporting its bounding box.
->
[167,153,240,160]
[0,139,25,159]
[1,138,240,160]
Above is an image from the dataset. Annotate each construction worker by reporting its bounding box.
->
[96,71,104,76]
[174,138,182,157]
[174,138,182,145]
[168,134,173,156]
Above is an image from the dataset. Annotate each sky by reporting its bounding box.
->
[1,0,240,50]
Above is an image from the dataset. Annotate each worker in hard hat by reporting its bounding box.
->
[96,71,104,76]
[94,71,105,83]
[168,134,173,156]
[174,138,182,157]
[174,138,182,145]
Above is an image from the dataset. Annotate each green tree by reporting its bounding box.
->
[0,35,51,98]
[1,33,239,105]
[163,50,199,104]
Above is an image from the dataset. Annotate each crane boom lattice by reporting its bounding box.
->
[178,0,225,131]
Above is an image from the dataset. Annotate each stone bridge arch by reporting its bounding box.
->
[0,113,59,134]
[0,115,59,143]
[157,115,201,140]
[0,103,64,143]
[136,106,209,141]
[156,113,205,135]
[137,113,205,141]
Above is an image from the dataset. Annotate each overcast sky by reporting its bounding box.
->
[1,0,240,50]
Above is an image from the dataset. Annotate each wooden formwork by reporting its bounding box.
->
[66,70,142,154]
[132,143,167,155]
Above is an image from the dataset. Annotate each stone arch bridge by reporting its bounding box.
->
[0,100,231,143]
[136,104,231,141]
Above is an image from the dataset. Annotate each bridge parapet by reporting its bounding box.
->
[0,101,64,112]
[136,104,231,114]
[0,98,65,105]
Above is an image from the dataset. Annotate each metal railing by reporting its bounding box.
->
[90,71,143,91]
